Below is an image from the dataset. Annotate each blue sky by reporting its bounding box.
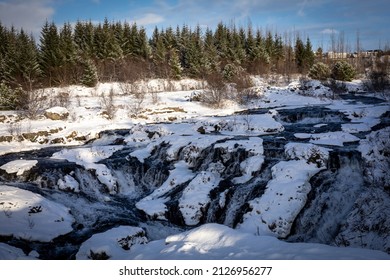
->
[1,0,389,51]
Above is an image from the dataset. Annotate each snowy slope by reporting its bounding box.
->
[0,185,74,242]
[74,223,390,260]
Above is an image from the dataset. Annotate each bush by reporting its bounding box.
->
[0,83,25,110]
[308,62,331,81]
[331,61,356,81]
[202,72,227,108]
[365,69,389,93]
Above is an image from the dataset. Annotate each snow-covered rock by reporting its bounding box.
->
[285,142,331,167]
[179,171,221,226]
[0,185,74,242]
[294,131,360,146]
[136,161,195,220]
[76,226,147,260]
[238,160,323,238]
[0,159,38,176]
[0,243,37,260]
[44,106,69,120]
[120,224,390,259]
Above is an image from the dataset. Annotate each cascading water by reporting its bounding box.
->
[1,97,389,259]
[287,150,365,244]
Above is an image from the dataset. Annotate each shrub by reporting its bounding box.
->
[0,83,25,110]
[331,61,356,81]
[308,62,331,81]
[365,69,389,93]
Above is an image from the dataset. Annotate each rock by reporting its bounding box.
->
[44,107,69,120]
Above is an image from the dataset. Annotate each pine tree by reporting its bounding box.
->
[59,22,77,84]
[39,21,62,86]
[15,30,41,90]
[169,49,182,80]
[74,20,95,58]
[294,37,305,73]
[304,37,315,70]
[81,58,98,87]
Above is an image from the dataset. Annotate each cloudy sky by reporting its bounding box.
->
[0,0,389,51]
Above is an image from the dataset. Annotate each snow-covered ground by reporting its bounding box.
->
[0,185,74,243]
[0,78,389,260]
[75,223,390,260]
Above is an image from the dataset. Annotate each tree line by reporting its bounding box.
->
[0,19,318,90]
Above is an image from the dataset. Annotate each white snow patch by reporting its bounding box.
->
[294,131,360,146]
[0,160,38,176]
[0,243,37,260]
[179,171,221,226]
[51,146,123,193]
[45,106,69,115]
[285,142,331,167]
[76,226,147,260]
[136,161,195,219]
[0,185,74,242]
[57,174,80,192]
[215,137,265,184]
[238,160,323,238]
[104,223,390,260]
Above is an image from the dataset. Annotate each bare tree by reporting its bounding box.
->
[100,87,117,119]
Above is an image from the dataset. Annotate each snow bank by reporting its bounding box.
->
[0,185,74,242]
[340,105,389,133]
[81,223,390,259]
[136,161,195,219]
[52,146,123,193]
[179,171,221,226]
[285,142,331,167]
[294,131,360,146]
[199,113,284,135]
[0,160,38,176]
[238,160,323,238]
[76,226,147,260]
[0,243,37,260]
[215,137,265,184]
[358,127,390,188]
[57,174,80,192]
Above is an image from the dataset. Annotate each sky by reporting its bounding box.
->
[0,0,389,51]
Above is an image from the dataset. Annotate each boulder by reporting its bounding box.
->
[44,107,69,120]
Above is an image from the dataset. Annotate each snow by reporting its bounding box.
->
[358,127,390,188]
[76,226,147,260]
[0,185,74,242]
[215,137,265,184]
[57,174,80,192]
[45,106,69,115]
[238,160,323,238]
[179,171,221,226]
[285,142,331,167]
[0,243,37,260]
[136,161,195,219]
[0,77,389,260]
[294,131,360,146]
[0,159,38,176]
[75,223,390,260]
[51,146,123,193]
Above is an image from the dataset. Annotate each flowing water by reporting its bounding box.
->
[1,95,389,258]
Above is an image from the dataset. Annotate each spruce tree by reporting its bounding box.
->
[39,21,62,86]
[59,22,77,84]
[294,37,305,73]
[304,37,315,70]
[15,30,41,90]
[81,58,98,87]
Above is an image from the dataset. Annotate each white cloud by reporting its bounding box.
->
[0,0,54,35]
[321,28,339,34]
[134,13,165,26]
